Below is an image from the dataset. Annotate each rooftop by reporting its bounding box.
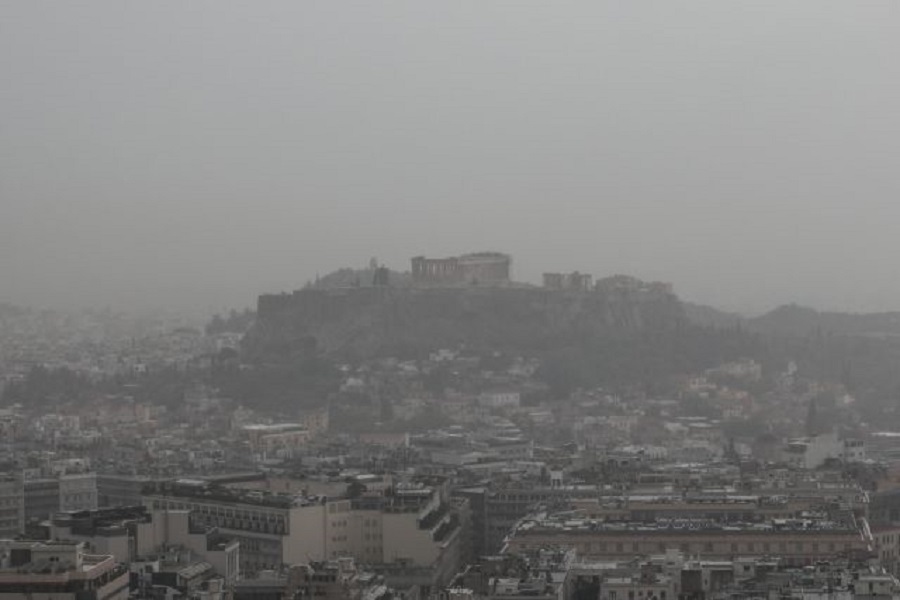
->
[511,514,858,535]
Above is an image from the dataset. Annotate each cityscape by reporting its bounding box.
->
[4,2,900,599]
[2,252,900,600]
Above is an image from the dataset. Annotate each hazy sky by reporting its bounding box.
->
[3,2,899,315]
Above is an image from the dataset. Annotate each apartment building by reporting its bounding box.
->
[24,471,98,528]
[144,477,466,589]
[0,541,129,600]
[49,506,240,585]
[0,474,23,539]
[144,480,306,574]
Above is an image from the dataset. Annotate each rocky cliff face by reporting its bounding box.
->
[244,285,686,360]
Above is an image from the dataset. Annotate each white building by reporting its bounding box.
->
[478,392,521,410]
[783,432,845,469]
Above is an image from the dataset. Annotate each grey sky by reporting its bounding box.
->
[2,1,899,315]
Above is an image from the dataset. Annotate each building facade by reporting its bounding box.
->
[504,515,874,567]
[0,541,129,600]
[0,475,23,539]
[144,478,467,590]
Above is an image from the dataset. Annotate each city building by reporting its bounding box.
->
[0,474,23,539]
[0,541,129,600]
[48,506,240,585]
[242,424,311,461]
[144,477,467,592]
[24,471,98,529]
[504,512,874,567]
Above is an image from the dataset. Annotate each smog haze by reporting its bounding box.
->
[3,1,899,314]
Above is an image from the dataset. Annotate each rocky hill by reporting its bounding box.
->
[244,282,686,361]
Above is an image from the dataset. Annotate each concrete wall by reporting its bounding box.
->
[381,512,439,567]
[283,504,327,565]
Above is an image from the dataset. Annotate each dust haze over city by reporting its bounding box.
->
[8,3,900,599]
[3,1,900,315]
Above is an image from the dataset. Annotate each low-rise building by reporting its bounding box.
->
[504,512,874,567]
[24,471,98,528]
[49,506,240,585]
[0,540,129,600]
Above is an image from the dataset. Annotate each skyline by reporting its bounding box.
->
[3,1,900,315]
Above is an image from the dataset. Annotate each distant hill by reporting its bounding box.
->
[684,300,900,339]
[682,302,745,329]
[747,304,900,338]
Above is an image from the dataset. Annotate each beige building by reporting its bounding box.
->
[280,482,465,587]
[49,506,240,585]
[145,477,466,588]
[0,541,129,600]
[242,424,311,460]
[145,483,304,574]
[145,481,467,579]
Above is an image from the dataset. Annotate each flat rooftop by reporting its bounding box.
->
[512,515,858,535]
